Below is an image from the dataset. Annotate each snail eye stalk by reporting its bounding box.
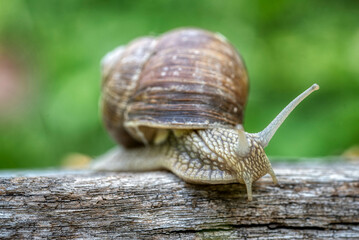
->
[257,84,319,148]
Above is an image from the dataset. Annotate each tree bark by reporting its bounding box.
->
[1,160,359,239]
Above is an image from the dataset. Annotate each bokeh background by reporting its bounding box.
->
[0,0,358,169]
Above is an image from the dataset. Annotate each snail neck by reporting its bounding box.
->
[169,128,271,178]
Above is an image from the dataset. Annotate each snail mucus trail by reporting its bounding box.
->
[93,28,319,201]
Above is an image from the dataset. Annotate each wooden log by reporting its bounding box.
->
[0,160,359,239]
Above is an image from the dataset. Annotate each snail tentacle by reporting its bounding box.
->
[257,84,319,148]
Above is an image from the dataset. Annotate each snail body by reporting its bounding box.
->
[93,28,319,201]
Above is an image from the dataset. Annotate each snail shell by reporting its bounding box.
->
[101,28,248,147]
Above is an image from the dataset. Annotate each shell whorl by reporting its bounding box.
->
[101,37,157,147]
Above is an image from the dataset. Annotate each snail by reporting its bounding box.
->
[93,28,319,201]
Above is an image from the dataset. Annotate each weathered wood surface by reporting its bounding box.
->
[0,160,359,239]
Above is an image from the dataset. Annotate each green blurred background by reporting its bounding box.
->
[0,0,358,169]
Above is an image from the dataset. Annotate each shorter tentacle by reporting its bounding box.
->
[242,174,253,201]
[268,165,278,185]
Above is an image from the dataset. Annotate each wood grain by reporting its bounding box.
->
[0,160,358,239]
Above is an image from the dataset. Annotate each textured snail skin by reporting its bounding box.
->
[165,129,277,201]
[92,127,276,201]
[94,28,318,201]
